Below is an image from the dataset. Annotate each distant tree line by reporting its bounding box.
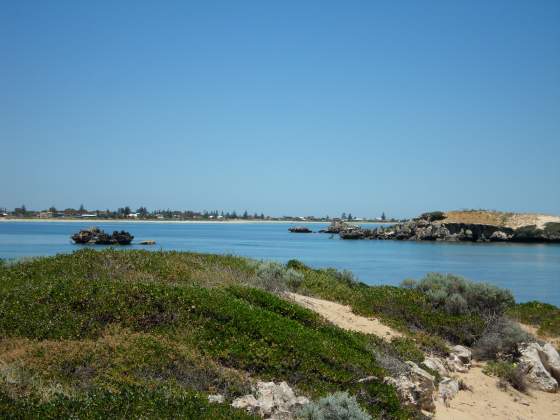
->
[0,204,396,222]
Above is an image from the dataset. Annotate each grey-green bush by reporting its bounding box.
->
[404,273,514,317]
[473,317,532,360]
[298,392,371,420]
[251,261,304,292]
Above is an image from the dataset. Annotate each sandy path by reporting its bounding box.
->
[434,363,560,419]
[287,293,401,340]
[288,293,560,420]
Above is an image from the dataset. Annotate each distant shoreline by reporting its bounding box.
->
[0,218,392,225]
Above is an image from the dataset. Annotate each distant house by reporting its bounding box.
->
[38,212,53,219]
[0,213,7,218]
[127,213,139,218]
[79,214,97,218]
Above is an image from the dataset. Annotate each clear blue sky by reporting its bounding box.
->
[1,1,559,218]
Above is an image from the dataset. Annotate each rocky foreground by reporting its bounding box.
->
[333,211,560,243]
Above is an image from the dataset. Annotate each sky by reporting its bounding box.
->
[1,1,559,218]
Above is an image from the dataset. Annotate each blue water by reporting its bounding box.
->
[1,221,559,306]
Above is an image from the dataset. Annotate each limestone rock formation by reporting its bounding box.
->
[231,381,309,419]
[541,343,560,382]
[423,356,449,377]
[518,342,558,392]
[335,212,560,243]
[385,361,436,412]
[70,227,134,245]
[438,377,460,405]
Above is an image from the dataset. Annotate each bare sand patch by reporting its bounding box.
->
[434,363,560,420]
[287,293,401,340]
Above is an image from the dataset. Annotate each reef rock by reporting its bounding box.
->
[71,227,134,245]
[288,226,312,233]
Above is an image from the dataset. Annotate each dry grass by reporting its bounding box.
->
[443,211,560,229]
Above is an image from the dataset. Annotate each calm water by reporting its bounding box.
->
[1,221,559,306]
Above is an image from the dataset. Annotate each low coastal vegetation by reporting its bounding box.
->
[507,301,560,337]
[0,250,410,419]
[1,249,558,418]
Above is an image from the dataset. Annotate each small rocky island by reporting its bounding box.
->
[288,226,312,233]
[71,227,134,245]
[329,211,560,243]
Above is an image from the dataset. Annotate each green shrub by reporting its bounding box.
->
[544,222,560,235]
[420,211,446,222]
[287,259,309,271]
[0,384,254,419]
[251,261,304,292]
[482,361,527,393]
[389,337,425,365]
[507,301,560,337]
[298,391,371,420]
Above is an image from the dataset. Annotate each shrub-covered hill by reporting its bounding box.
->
[0,250,415,419]
[1,250,558,419]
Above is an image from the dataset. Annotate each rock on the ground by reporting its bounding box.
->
[385,361,436,412]
[541,343,560,382]
[519,342,559,392]
[445,345,472,373]
[231,381,309,419]
[208,394,225,404]
[438,377,460,405]
[450,345,472,365]
[423,356,449,377]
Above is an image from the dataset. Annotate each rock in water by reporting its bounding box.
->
[70,227,134,245]
[320,219,354,234]
[288,226,312,233]
[112,230,134,245]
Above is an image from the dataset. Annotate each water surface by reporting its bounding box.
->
[1,221,559,305]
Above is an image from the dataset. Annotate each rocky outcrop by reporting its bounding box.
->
[231,381,309,419]
[518,342,558,392]
[319,220,355,234]
[288,226,312,233]
[438,377,460,405]
[541,343,560,382]
[424,356,449,377]
[71,227,134,245]
[385,361,436,412]
[339,227,366,239]
[337,213,560,243]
